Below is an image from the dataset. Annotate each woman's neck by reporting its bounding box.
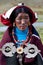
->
[14,27,29,41]
[15,27,29,34]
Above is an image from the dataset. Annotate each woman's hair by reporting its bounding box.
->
[9,6,34,24]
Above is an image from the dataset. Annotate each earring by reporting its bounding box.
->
[13,23,15,27]
[28,22,31,26]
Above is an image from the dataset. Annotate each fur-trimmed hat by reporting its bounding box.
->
[0,3,38,26]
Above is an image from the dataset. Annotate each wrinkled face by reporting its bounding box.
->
[14,13,30,30]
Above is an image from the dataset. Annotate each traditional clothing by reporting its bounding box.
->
[0,25,43,65]
[0,3,43,65]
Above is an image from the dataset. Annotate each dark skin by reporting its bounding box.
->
[13,13,30,30]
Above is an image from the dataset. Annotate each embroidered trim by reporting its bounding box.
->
[32,34,40,39]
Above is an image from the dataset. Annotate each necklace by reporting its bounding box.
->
[12,26,32,46]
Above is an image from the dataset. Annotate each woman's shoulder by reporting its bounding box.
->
[32,25,39,36]
[2,27,11,38]
[0,27,12,47]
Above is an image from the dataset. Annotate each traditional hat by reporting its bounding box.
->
[0,3,38,26]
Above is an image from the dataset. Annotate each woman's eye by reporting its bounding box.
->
[24,16,29,19]
[19,17,22,20]
[16,18,22,21]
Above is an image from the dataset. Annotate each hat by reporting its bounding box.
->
[0,3,38,26]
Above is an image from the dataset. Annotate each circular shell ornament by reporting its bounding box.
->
[1,42,16,57]
[24,44,41,58]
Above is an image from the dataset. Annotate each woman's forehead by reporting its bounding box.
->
[16,13,29,17]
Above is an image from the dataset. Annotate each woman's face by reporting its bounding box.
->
[14,13,30,30]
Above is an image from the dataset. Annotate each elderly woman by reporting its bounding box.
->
[0,3,43,65]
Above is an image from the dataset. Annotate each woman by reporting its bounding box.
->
[0,3,43,65]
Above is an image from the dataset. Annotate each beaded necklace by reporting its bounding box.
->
[12,26,32,46]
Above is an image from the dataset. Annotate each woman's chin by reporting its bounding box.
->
[19,27,26,30]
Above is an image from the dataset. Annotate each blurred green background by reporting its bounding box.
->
[0,0,43,44]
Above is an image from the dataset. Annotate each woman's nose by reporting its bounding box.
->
[21,19,25,24]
